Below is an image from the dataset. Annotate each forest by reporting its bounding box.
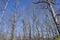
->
[0,0,60,40]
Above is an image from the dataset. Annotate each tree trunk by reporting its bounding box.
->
[10,13,16,40]
[47,0,60,35]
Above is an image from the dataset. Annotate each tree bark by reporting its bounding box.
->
[47,0,60,35]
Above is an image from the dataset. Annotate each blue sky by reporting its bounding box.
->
[0,0,60,37]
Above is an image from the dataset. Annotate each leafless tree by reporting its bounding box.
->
[32,0,60,36]
[10,13,17,40]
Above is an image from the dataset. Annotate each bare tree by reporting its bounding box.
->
[32,0,60,36]
[35,15,40,40]
[27,16,31,40]
[10,13,17,40]
[32,13,36,40]
[45,13,54,40]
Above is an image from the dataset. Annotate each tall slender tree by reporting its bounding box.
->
[32,0,60,36]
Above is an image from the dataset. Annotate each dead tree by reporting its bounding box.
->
[28,18,31,40]
[10,13,17,40]
[45,13,56,40]
[32,0,60,36]
[35,15,40,40]
[32,13,36,40]
[22,18,27,40]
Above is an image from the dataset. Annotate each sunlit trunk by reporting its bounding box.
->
[47,0,60,35]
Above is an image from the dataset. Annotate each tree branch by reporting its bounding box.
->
[56,14,60,16]
[32,1,48,4]
[0,0,9,18]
